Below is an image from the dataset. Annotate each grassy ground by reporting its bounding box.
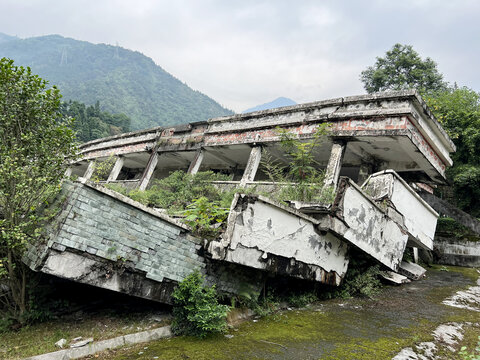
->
[81,265,480,360]
[1,265,478,360]
[0,297,170,360]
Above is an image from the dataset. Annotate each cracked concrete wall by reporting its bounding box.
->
[23,181,265,303]
[333,179,409,271]
[208,195,349,286]
[362,170,438,250]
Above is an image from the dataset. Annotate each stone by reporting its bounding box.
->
[70,337,93,348]
[54,339,67,348]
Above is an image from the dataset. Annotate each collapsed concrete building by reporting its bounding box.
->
[24,90,457,302]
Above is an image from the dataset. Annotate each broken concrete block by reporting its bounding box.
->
[362,170,438,251]
[70,337,93,348]
[54,338,67,348]
[398,261,426,280]
[381,271,411,285]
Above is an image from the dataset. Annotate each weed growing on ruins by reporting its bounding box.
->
[126,170,233,212]
[261,124,336,204]
[91,156,116,182]
[182,197,229,239]
[459,336,480,360]
[322,256,383,300]
[171,271,229,338]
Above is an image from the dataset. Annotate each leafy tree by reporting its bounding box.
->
[0,58,77,322]
[426,87,480,216]
[60,100,131,142]
[360,44,447,93]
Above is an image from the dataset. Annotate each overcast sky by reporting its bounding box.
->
[1,0,479,112]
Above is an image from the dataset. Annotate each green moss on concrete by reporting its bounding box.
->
[106,266,480,360]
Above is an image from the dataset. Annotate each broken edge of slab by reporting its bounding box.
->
[24,325,172,360]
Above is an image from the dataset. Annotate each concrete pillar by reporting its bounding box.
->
[83,161,96,181]
[413,247,419,264]
[324,141,346,190]
[357,162,373,186]
[240,146,262,186]
[138,151,159,191]
[107,156,125,182]
[187,149,204,175]
[64,167,72,178]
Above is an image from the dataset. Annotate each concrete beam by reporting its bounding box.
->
[138,151,159,191]
[187,149,205,175]
[324,141,346,190]
[240,146,262,186]
[107,156,125,182]
[83,161,96,181]
[205,148,238,167]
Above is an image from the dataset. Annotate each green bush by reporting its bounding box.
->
[182,197,229,239]
[124,170,232,213]
[322,262,382,300]
[171,271,229,338]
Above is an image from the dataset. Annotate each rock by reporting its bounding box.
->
[70,337,94,348]
[55,338,67,348]
[381,271,411,285]
[224,334,234,339]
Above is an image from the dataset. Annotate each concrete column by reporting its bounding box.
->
[64,167,73,178]
[357,162,373,186]
[240,146,262,186]
[83,161,96,181]
[324,141,346,190]
[187,149,204,175]
[413,247,419,264]
[138,151,159,191]
[107,156,125,182]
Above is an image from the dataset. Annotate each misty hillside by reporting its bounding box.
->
[0,33,233,130]
[243,97,297,113]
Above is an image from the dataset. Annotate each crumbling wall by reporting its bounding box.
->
[24,181,206,302]
[208,195,349,286]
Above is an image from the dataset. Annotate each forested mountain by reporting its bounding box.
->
[243,97,297,113]
[60,101,131,143]
[0,33,233,130]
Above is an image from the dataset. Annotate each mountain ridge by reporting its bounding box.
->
[0,33,233,130]
[243,97,297,113]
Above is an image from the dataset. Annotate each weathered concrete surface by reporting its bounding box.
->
[330,178,409,271]
[434,238,480,267]
[362,170,438,250]
[398,261,427,280]
[24,181,204,303]
[208,194,349,285]
[75,91,456,189]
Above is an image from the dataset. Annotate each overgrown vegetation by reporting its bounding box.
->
[322,255,383,300]
[361,44,480,219]
[261,124,336,204]
[435,217,480,242]
[171,271,229,338]
[0,58,77,325]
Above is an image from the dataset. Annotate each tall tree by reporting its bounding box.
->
[0,58,77,321]
[360,44,447,93]
[426,87,480,216]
